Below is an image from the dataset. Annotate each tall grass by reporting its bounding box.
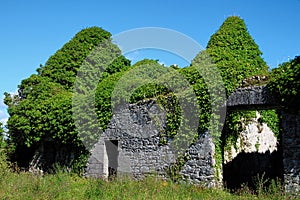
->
[0,172,294,199]
[0,153,295,199]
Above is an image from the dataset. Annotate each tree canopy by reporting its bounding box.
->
[4,27,130,169]
[39,27,112,90]
[206,16,268,94]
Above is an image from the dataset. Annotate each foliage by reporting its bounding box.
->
[0,148,10,180]
[4,27,130,169]
[222,111,256,151]
[0,123,10,179]
[91,17,273,180]
[95,60,184,145]
[268,56,300,111]
[206,16,268,95]
[0,122,3,135]
[95,59,206,177]
[40,27,112,90]
[260,110,280,138]
[95,71,127,130]
[103,55,131,77]
[178,65,211,133]
[0,122,7,156]
[5,80,76,147]
[71,38,131,149]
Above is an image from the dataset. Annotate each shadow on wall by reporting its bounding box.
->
[223,150,283,191]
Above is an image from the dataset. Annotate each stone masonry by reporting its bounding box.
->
[227,85,300,194]
[85,99,217,185]
[180,132,218,187]
[226,85,277,110]
[281,112,300,193]
[85,85,299,194]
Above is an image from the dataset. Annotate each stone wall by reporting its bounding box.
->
[85,99,217,186]
[227,86,277,110]
[180,132,217,187]
[227,85,300,194]
[281,112,300,193]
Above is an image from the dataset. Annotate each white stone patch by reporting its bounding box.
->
[224,111,278,163]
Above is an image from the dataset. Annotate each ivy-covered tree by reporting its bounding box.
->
[206,16,268,94]
[202,16,271,130]
[205,16,279,168]
[39,27,112,90]
[4,27,130,171]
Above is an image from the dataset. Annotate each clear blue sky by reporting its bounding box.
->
[1,0,300,123]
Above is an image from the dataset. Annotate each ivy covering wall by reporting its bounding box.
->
[268,56,300,112]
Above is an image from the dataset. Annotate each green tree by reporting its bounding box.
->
[206,16,268,94]
[197,16,270,138]
[40,27,112,90]
[4,27,130,170]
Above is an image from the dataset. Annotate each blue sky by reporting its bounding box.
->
[1,0,300,124]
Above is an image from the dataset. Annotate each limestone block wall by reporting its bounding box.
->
[281,112,300,193]
[226,86,277,110]
[227,85,300,194]
[85,99,217,185]
[180,132,217,187]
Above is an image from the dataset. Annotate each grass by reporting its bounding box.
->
[0,150,296,200]
[0,170,296,200]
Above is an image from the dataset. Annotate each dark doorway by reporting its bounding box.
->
[105,140,119,178]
